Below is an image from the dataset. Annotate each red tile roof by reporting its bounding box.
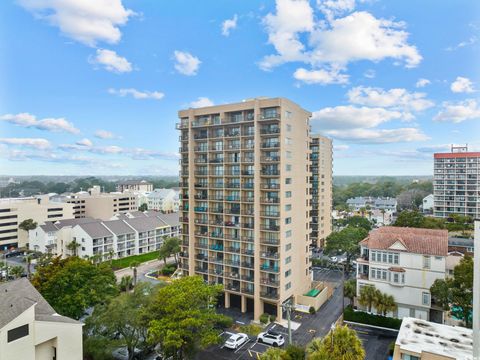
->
[360,226,448,256]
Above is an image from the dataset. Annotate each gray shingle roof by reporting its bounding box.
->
[102,220,135,235]
[39,217,97,233]
[124,217,164,232]
[0,278,80,328]
[77,221,113,238]
[156,212,180,227]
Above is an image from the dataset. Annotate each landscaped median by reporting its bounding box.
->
[110,251,160,270]
[344,305,402,330]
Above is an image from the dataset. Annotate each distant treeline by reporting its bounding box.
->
[334,180,433,209]
[0,176,179,198]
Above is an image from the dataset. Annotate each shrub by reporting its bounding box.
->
[285,344,306,360]
[160,264,177,276]
[269,314,276,323]
[239,324,263,336]
[309,306,316,315]
[343,306,402,329]
[259,313,270,324]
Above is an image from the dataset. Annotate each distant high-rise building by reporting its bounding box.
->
[433,145,480,218]
[309,135,333,248]
[177,97,326,320]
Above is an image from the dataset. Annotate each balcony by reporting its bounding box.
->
[261,183,280,190]
[261,211,280,217]
[261,156,280,162]
[260,112,280,120]
[260,292,279,300]
[261,142,280,149]
[225,247,241,254]
[224,259,241,267]
[260,278,280,287]
[242,236,254,243]
[261,252,279,259]
[194,207,208,213]
[242,262,254,269]
[260,264,279,273]
[210,244,224,251]
[225,283,241,292]
[261,224,280,231]
[261,197,279,204]
[242,249,254,256]
[261,170,280,176]
[241,275,254,282]
[260,238,280,245]
[242,287,254,295]
[242,197,255,203]
[195,267,208,273]
[242,223,254,229]
[194,183,209,189]
[260,127,280,135]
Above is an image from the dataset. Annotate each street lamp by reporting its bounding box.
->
[281,299,294,345]
[330,322,336,352]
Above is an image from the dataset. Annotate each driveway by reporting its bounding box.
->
[114,257,176,284]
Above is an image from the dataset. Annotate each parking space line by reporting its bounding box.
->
[234,339,251,353]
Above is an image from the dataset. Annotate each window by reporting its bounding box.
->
[285,269,291,277]
[285,191,292,198]
[286,164,292,171]
[286,124,292,131]
[285,178,292,184]
[402,355,420,360]
[285,137,292,145]
[285,282,291,290]
[286,151,292,159]
[285,217,291,224]
[7,324,29,343]
[423,256,431,269]
[393,273,399,283]
[422,292,430,306]
[286,230,292,237]
[285,256,291,264]
[285,204,291,211]
[435,256,442,261]
[394,253,399,264]
[285,243,292,251]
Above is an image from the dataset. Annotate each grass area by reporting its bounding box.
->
[344,305,402,329]
[110,251,160,270]
[235,324,264,337]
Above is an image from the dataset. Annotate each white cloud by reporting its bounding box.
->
[311,105,403,129]
[0,138,51,149]
[222,14,238,36]
[293,67,349,85]
[433,99,480,123]
[0,112,80,134]
[318,0,356,22]
[450,76,475,93]
[347,86,434,112]
[446,36,477,51]
[333,144,350,151]
[18,0,135,47]
[90,49,132,73]
[363,69,375,79]
[325,128,429,144]
[173,51,201,76]
[415,78,430,88]
[76,138,93,147]
[190,97,214,108]
[94,130,119,139]
[108,88,164,100]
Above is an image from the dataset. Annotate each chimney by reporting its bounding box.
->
[474,219,479,360]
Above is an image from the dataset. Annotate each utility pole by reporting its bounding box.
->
[281,299,293,345]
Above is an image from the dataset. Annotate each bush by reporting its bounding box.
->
[344,306,402,329]
[309,306,316,315]
[269,314,276,323]
[239,324,263,336]
[260,313,270,324]
[160,264,177,276]
[285,344,306,360]
[388,341,395,355]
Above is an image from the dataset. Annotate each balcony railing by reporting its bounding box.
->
[260,292,279,299]
[261,224,280,231]
[260,238,280,245]
[260,278,280,287]
[261,183,280,190]
[260,265,279,273]
[261,197,280,204]
[242,262,254,269]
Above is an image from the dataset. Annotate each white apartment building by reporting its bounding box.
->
[367,208,394,226]
[30,211,180,259]
[0,195,74,249]
[0,279,82,360]
[347,197,398,212]
[433,145,480,218]
[356,227,448,322]
[147,188,180,212]
[117,180,153,193]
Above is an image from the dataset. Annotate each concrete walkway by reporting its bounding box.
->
[114,256,176,284]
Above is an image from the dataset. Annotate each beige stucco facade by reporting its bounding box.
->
[177,97,313,320]
[0,195,74,249]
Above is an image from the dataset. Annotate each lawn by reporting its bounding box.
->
[110,251,160,270]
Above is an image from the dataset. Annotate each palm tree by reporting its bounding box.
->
[10,265,24,279]
[130,261,140,287]
[91,254,102,266]
[306,325,365,360]
[66,239,81,257]
[358,285,379,313]
[25,255,32,279]
[381,209,386,225]
[119,275,133,292]
[108,249,115,266]
[344,279,357,306]
[375,292,397,317]
[259,347,287,360]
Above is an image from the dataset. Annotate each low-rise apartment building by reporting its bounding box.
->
[53,186,138,220]
[393,317,472,360]
[356,227,448,322]
[117,179,153,193]
[147,188,180,212]
[0,195,74,249]
[347,196,397,212]
[0,278,83,360]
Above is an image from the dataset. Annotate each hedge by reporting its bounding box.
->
[344,306,402,329]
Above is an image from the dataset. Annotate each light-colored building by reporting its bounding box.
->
[346,196,397,212]
[434,145,480,218]
[0,195,74,249]
[30,211,180,260]
[147,188,180,213]
[0,278,83,360]
[53,186,138,220]
[367,208,394,226]
[177,97,315,320]
[422,194,434,214]
[117,180,153,193]
[393,317,473,360]
[356,226,448,322]
[309,135,333,248]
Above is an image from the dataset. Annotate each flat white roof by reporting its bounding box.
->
[396,317,473,359]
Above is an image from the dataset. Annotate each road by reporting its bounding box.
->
[114,257,176,284]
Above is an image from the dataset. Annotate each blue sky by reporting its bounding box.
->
[0,0,479,176]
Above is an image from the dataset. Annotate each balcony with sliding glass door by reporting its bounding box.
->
[225,152,241,164]
[260,124,280,136]
[260,107,280,121]
[261,164,280,177]
[260,191,279,205]
[260,137,280,150]
[261,151,280,164]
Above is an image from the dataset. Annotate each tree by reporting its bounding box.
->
[306,325,365,360]
[344,216,372,231]
[130,261,140,288]
[119,275,134,292]
[344,279,357,306]
[108,249,115,265]
[358,285,379,313]
[25,254,33,279]
[66,239,81,257]
[31,256,118,319]
[260,347,288,360]
[10,265,25,279]
[393,210,425,228]
[138,203,148,212]
[431,256,473,327]
[19,218,38,232]
[159,237,181,265]
[324,226,368,269]
[375,292,397,316]
[86,283,157,360]
[148,276,233,359]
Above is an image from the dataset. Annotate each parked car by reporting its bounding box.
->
[330,256,338,263]
[224,333,249,350]
[257,331,285,347]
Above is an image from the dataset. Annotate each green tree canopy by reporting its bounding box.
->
[147,276,232,359]
[31,256,118,319]
[343,216,372,231]
[138,203,148,212]
[306,325,365,360]
[19,218,38,231]
[324,226,368,265]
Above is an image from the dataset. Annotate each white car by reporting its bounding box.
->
[224,333,249,350]
[330,256,338,263]
[257,331,285,347]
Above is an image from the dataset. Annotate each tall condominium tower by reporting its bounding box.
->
[309,135,333,248]
[177,97,313,320]
[434,145,480,218]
